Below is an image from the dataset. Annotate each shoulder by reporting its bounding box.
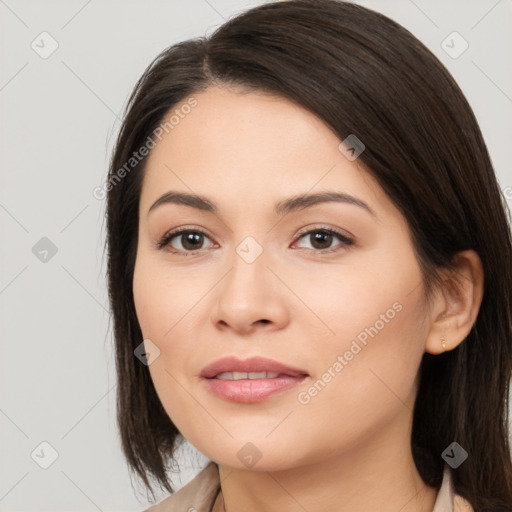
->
[144,461,220,512]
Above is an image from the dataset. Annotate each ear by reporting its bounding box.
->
[424,249,484,355]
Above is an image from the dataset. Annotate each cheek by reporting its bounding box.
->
[132,253,209,421]
[290,250,424,356]
[293,251,427,420]
[133,250,201,339]
[296,280,427,439]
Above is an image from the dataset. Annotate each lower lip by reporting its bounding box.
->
[202,375,308,403]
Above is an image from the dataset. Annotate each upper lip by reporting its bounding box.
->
[200,356,309,379]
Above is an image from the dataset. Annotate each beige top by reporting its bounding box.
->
[144,461,474,512]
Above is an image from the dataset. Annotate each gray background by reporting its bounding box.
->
[1,0,511,510]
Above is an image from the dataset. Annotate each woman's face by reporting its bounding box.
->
[133,85,433,471]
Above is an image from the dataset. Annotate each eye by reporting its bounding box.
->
[156,225,354,256]
[292,226,354,253]
[157,228,214,254]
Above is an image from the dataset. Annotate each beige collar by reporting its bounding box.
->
[146,461,474,512]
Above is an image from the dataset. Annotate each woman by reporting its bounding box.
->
[104,0,512,510]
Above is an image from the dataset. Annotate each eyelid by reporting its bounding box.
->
[294,223,353,241]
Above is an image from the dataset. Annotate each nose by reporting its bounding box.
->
[211,247,290,335]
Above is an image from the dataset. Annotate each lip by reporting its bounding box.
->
[200,356,309,404]
[200,356,309,379]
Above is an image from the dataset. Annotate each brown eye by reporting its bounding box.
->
[158,229,214,253]
[157,226,353,256]
[309,231,334,250]
[294,228,354,253]
[176,232,205,251]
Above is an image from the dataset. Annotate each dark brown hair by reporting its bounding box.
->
[105,0,512,508]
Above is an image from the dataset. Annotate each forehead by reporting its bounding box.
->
[138,86,395,224]
[145,85,340,171]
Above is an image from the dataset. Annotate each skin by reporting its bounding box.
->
[132,85,484,512]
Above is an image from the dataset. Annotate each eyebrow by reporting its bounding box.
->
[147,190,376,218]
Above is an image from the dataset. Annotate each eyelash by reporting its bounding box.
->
[156,225,354,256]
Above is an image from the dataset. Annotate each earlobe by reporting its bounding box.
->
[424,249,484,355]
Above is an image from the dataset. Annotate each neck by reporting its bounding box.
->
[217,412,439,512]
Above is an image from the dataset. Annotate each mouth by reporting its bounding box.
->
[211,371,297,380]
[200,356,309,403]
